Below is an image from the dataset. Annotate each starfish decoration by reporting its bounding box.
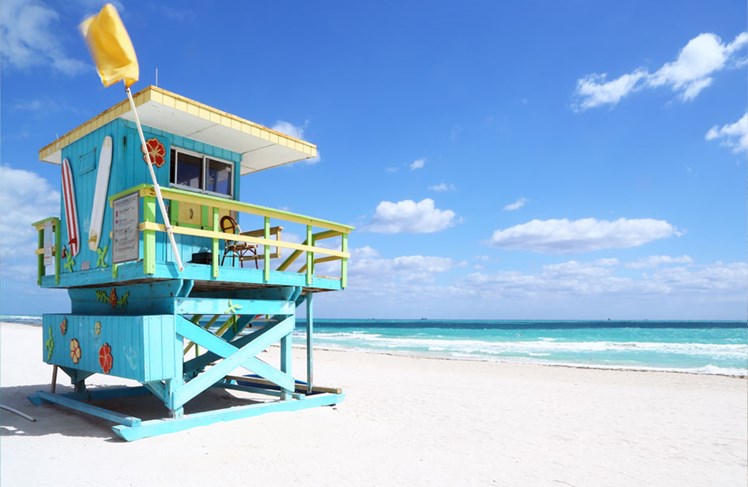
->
[45,326,54,361]
[224,299,243,333]
[63,251,75,272]
[96,245,109,268]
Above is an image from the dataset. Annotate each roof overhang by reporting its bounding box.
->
[38,86,317,175]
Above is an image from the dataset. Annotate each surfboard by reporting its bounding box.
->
[88,135,113,251]
[61,158,80,257]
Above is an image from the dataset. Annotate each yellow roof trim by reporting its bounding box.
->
[38,86,317,174]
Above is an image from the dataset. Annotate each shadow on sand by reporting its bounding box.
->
[0,383,265,442]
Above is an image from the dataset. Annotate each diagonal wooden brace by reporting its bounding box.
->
[174,316,295,409]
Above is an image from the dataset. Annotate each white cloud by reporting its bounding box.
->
[706,113,748,154]
[0,0,88,75]
[367,198,457,234]
[428,182,455,192]
[348,247,455,283]
[503,197,528,211]
[320,252,746,318]
[648,33,748,101]
[490,217,681,253]
[574,70,648,110]
[272,120,320,164]
[0,166,60,306]
[0,166,60,261]
[573,32,748,110]
[626,255,693,269]
[410,158,426,170]
[463,260,747,300]
[272,120,304,138]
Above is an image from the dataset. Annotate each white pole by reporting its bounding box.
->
[125,87,184,271]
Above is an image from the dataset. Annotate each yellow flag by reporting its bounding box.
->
[80,4,139,88]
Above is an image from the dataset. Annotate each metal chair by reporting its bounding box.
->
[220,215,258,268]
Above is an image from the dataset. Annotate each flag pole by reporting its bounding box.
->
[125,87,184,272]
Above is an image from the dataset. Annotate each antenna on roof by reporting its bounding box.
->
[155,67,159,87]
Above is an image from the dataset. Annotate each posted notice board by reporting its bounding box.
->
[112,192,139,264]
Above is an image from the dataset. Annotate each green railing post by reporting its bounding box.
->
[143,195,156,274]
[37,226,44,285]
[306,292,314,393]
[212,207,219,278]
[263,216,270,282]
[306,225,313,285]
[341,233,348,289]
[54,219,61,284]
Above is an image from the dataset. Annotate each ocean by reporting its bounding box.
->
[3,315,746,377]
[295,319,747,377]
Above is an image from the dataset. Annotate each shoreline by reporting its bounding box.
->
[301,344,748,378]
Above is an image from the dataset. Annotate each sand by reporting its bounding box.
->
[1,322,746,486]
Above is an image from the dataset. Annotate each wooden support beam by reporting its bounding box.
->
[306,292,314,393]
[29,391,141,427]
[111,392,344,441]
[225,375,342,395]
[174,316,295,408]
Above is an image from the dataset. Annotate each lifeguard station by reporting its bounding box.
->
[30,86,352,441]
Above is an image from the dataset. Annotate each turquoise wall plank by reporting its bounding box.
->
[42,313,178,382]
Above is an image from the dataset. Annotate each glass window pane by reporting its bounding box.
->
[176,152,202,189]
[206,158,232,196]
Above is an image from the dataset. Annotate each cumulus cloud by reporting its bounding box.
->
[503,197,528,211]
[410,158,426,170]
[272,120,320,163]
[0,0,88,75]
[0,166,60,259]
[706,113,748,154]
[490,217,681,253]
[347,247,456,283]
[367,198,457,233]
[573,32,748,110]
[463,260,747,299]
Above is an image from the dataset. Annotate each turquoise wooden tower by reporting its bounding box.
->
[30,86,352,441]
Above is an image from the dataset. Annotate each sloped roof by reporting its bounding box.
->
[38,86,317,175]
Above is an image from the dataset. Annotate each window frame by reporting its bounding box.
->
[170,147,234,198]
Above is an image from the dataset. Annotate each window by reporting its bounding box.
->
[170,148,233,197]
[206,158,232,195]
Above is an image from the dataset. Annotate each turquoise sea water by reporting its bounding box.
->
[292,319,747,376]
[3,315,746,376]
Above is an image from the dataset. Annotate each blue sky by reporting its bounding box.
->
[1,0,746,319]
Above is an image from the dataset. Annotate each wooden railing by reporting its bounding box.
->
[32,217,61,285]
[111,185,353,287]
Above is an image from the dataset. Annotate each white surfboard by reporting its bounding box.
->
[88,135,113,251]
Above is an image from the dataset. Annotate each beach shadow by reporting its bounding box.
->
[0,383,265,441]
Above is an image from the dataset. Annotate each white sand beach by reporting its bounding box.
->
[1,321,746,486]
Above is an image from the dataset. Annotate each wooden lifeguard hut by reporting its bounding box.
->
[29,86,352,440]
